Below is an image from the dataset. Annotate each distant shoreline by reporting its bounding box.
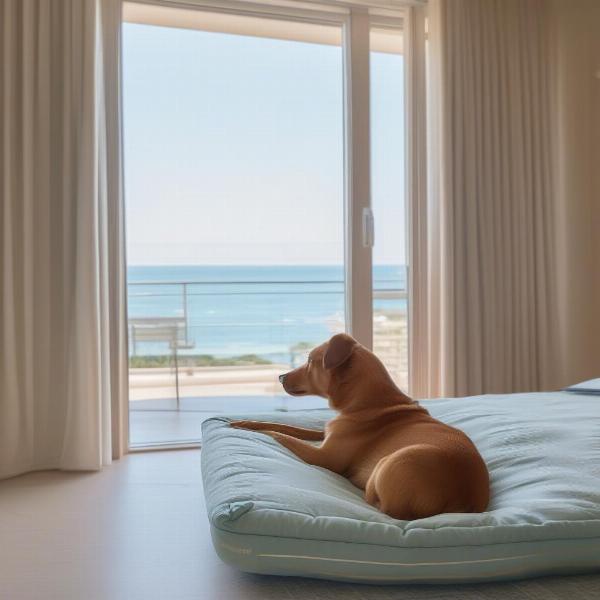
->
[126,264,407,371]
[127,263,407,268]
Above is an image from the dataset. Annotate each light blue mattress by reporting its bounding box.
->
[200,391,600,583]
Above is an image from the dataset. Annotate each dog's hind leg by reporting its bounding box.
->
[370,445,450,520]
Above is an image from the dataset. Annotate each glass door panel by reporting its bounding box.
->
[370,26,408,390]
[123,6,346,446]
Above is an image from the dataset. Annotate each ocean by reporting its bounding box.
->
[127,265,407,363]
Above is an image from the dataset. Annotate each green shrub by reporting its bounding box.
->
[129,354,272,368]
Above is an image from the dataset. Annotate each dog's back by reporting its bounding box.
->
[328,405,489,519]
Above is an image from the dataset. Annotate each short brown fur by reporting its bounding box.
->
[232,333,490,520]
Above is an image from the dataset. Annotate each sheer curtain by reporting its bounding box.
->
[552,0,600,389]
[408,0,562,399]
[0,0,127,478]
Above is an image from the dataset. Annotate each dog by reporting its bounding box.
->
[231,333,490,520]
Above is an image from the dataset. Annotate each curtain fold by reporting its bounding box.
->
[409,0,562,399]
[0,0,126,479]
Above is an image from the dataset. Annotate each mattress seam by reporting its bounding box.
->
[210,523,600,551]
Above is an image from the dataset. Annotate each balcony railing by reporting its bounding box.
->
[127,279,408,407]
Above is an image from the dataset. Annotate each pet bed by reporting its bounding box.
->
[200,389,600,584]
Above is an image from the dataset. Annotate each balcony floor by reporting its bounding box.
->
[129,394,328,447]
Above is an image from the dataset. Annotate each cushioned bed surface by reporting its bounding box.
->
[200,391,600,583]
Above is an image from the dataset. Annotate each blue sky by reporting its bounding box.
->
[122,22,405,266]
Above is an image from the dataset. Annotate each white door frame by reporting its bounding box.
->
[343,8,373,348]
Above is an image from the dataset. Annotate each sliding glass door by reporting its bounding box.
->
[370,25,408,390]
[122,2,406,448]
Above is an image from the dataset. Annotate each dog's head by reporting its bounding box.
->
[279,333,402,412]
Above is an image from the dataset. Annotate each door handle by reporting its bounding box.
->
[362,207,375,248]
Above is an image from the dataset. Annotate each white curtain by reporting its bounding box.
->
[409,0,562,399]
[0,0,127,478]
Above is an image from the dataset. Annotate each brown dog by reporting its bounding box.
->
[232,333,490,520]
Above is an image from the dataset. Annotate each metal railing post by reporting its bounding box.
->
[174,345,180,411]
[182,282,189,345]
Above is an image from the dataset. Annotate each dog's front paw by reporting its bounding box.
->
[260,430,282,442]
[230,420,253,430]
[230,420,269,431]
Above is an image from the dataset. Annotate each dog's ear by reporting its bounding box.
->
[323,333,357,370]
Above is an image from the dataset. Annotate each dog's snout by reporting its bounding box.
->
[279,373,287,384]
